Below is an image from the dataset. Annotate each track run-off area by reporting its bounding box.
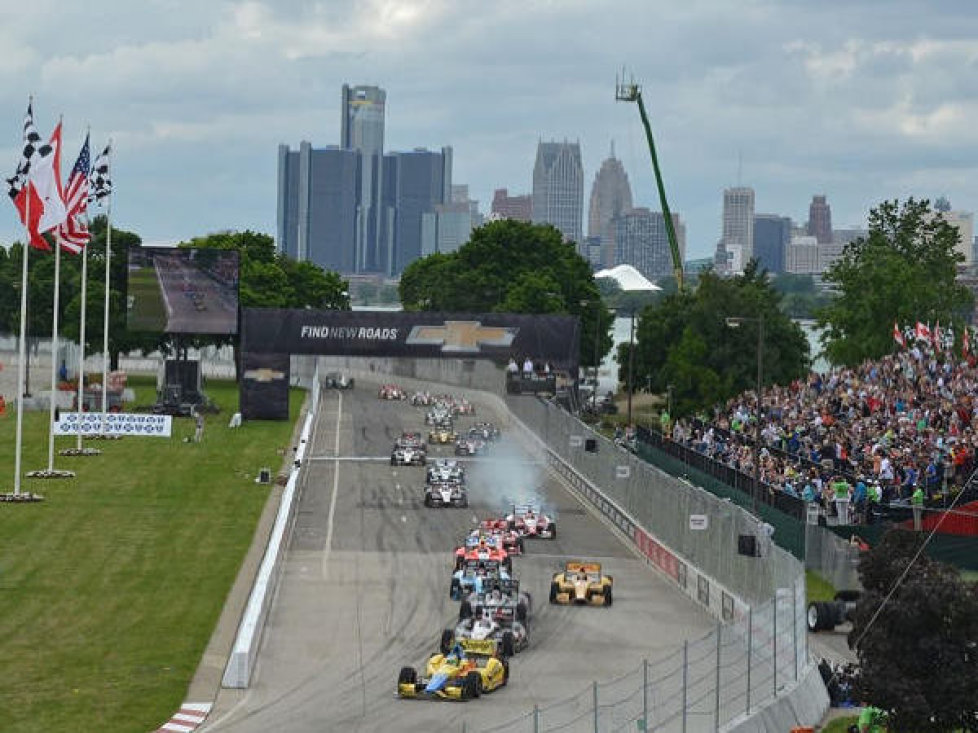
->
[203,380,716,732]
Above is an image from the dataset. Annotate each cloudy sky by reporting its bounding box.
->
[2,0,976,261]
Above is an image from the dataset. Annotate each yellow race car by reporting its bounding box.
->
[428,427,458,444]
[397,638,509,700]
[549,561,613,606]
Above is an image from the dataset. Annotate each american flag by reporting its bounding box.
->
[55,133,90,254]
[89,141,111,204]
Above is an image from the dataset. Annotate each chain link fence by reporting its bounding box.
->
[455,396,810,733]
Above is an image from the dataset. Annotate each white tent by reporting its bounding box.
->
[593,264,662,292]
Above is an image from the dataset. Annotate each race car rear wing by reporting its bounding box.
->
[564,561,602,575]
[458,638,498,657]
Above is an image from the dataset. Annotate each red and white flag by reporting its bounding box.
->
[893,322,905,348]
[915,321,931,342]
[55,133,91,254]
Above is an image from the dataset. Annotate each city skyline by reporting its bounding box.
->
[2,1,976,262]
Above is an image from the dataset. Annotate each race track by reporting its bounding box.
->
[205,381,716,732]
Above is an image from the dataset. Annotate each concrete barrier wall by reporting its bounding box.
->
[221,392,316,688]
[805,525,863,592]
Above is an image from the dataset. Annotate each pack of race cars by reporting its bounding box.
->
[379,383,615,702]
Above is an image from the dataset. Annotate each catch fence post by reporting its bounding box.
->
[643,658,649,731]
[793,585,799,681]
[682,640,689,733]
[593,679,599,733]
[534,704,540,733]
[746,606,752,715]
[773,596,778,699]
[714,621,722,732]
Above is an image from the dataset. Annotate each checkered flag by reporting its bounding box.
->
[6,101,42,201]
[89,141,111,204]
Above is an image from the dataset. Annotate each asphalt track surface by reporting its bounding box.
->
[204,381,716,732]
[154,255,237,334]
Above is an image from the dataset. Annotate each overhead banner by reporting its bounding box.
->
[241,309,580,370]
[54,412,173,437]
[240,352,291,420]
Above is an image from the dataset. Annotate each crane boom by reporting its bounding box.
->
[615,77,684,292]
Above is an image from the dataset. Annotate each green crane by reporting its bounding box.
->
[615,75,684,292]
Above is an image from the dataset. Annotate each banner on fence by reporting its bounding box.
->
[54,412,173,437]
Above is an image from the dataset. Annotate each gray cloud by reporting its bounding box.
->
[0,0,976,259]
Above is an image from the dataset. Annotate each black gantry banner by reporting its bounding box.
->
[240,352,290,420]
[241,309,580,370]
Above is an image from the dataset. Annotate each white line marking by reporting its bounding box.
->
[321,391,343,581]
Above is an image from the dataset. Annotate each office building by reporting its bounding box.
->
[613,208,684,282]
[785,235,819,274]
[532,140,584,249]
[588,147,633,267]
[944,210,974,267]
[381,147,452,275]
[753,214,791,273]
[721,187,755,269]
[276,142,359,273]
[807,195,832,244]
[341,84,386,272]
[490,188,532,222]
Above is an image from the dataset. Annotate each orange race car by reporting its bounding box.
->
[549,561,613,606]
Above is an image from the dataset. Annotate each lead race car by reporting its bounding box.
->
[397,638,509,701]
[507,503,557,539]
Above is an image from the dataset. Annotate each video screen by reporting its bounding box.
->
[127,247,240,335]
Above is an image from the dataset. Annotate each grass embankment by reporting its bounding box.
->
[0,376,303,732]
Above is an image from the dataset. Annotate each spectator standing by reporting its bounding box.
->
[911,485,925,531]
[831,475,851,525]
[523,356,534,376]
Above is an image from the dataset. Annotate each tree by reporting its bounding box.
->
[399,220,613,367]
[850,529,978,732]
[817,199,973,366]
[628,261,809,416]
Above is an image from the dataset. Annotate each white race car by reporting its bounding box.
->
[506,504,556,539]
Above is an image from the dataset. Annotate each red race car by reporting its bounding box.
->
[474,520,524,556]
[454,535,512,572]
[506,504,557,539]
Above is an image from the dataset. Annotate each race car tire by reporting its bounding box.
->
[517,538,525,554]
[390,455,397,466]
[523,591,533,616]
[502,659,510,685]
[398,666,417,686]
[549,581,559,603]
[420,457,427,466]
[547,523,557,539]
[459,599,473,620]
[502,630,515,657]
[440,629,454,655]
[464,671,482,699]
[503,556,513,573]
[807,601,833,632]
[460,496,468,508]
[454,555,464,571]
[450,578,461,600]
[424,495,432,507]
[516,601,528,623]
[605,587,613,606]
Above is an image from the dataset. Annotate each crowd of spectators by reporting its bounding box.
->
[665,343,978,522]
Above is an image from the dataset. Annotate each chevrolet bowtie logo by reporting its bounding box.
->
[406,321,518,353]
[243,368,286,383]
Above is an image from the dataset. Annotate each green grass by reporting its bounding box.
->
[127,266,168,331]
[0,376,304,732]
[807,569,837,602]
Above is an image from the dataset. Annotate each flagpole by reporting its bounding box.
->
[46,240,62,471]
[76,225,89,451]
[100,153,112,437]
[13,197,31,496]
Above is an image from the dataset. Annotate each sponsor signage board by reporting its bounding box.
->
[615,465,630,479]
[54,412,172,437]
[241,309,580,370]
[689,514,709,530]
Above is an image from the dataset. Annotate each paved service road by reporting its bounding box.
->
[204,382,715,732]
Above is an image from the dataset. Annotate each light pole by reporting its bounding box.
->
[627,308,636,428]
[580,300,603,408]
[726,314,764,516]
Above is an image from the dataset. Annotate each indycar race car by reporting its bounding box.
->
[392,432,427,466]
[450,558,510,600]
[425,481,467,508]
[453,535,512,571]
[507,504,556,539]
[425,405,453,426]
[454,436,486,456]
[427,459,465,485]
[397,638,508,701]
[469,422,500,441]
[428,425,458,444]
[470,520,523,556]
[549,561,613,606]
[459,577,532,625]
[443,607,527,657]
[410,391,434,406]
[379,384,406,400]
[323,371,354,389]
